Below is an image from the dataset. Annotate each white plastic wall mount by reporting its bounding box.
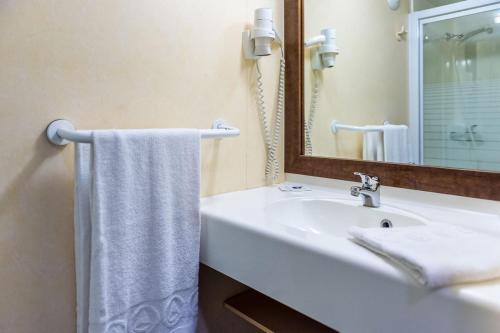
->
[46,119,75,146]
[330,120,339,134]
[387,0,400,10]
[212,119,229,130]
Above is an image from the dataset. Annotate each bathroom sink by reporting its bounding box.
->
[265,198,428,237]
[201,183,500,333]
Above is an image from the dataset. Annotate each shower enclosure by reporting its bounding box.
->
[410,0,500,171]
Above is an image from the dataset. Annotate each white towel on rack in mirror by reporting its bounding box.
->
[363,131,384,161]
[383,124,409,163]
[75,129,201,333]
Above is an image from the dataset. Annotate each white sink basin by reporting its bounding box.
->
[265,198,428,237]
[201,182,500,333]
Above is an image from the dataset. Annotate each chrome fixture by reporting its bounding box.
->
[350,172,381,208]
[445,27,493,42]
[449,124,484,143]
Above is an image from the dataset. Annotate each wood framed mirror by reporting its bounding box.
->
[284,0,500,201]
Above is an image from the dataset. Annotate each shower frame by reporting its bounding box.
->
[408,0,500,163]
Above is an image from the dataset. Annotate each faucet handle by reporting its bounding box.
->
[354,172,380,191]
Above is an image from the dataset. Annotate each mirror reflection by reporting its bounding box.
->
[304,0,500,172]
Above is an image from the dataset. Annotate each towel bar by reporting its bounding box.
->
[330,120,389,134]
[46,119,240,146]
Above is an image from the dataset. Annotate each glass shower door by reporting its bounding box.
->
[421,3,500,171]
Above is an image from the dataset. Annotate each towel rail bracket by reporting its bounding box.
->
[47,119,76,146]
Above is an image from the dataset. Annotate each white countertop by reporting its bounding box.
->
[200,174,500,333]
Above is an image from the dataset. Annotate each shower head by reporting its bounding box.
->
[444,27,493,42]
[461,27,493,42]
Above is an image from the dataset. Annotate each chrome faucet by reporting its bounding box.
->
[350,172,380,208]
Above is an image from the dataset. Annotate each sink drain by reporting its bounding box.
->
[380,219,393,228]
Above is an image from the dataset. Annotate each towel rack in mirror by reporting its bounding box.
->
[46,119,240,146]
[330,120,390,134]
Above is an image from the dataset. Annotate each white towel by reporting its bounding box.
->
[349,224,500,288]
[74,143,92,333]
[363,131,384,161]
[75,129,201,333]
[383,124,409,163]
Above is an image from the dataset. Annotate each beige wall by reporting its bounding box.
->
[0,0,283,332]
[304,0,409,159]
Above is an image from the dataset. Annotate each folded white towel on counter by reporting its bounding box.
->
[349,224,500,288]
[75,129,201,333]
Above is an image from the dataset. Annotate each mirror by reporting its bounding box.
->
[303,0,500,172]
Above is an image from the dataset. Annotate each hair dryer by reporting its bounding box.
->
[242,8,285,183]
[243,8,280,59]
[304,28,339,70]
